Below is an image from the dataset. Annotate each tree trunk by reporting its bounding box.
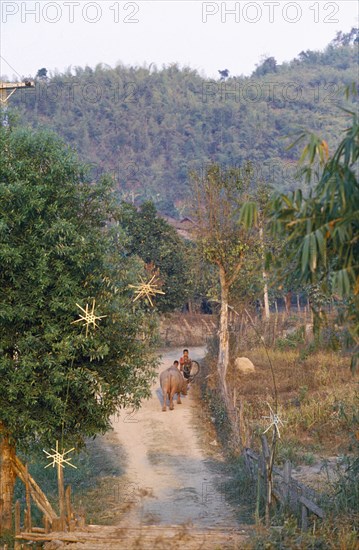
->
[218,267,229,398]
[285,292,292,315]
[260,227,270,320]
[0,425,17,535]
[263,277,270,320]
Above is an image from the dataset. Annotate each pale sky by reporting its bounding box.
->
[0,1,358,80]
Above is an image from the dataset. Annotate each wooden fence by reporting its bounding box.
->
[244,436,325,531]
[8,455,86,549]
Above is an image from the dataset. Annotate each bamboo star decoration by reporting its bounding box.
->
[71,299,107,337]
[43,440,77,469]
[129,275,165,307]
[262,403,286,439]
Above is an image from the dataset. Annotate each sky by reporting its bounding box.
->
[0,1,358,81]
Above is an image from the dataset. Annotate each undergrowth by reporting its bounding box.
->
[244,515,358,550]
[199,326,358,549]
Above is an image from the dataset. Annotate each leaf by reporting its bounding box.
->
[239,202,258,228]
[301,235,310,274]
[286,131,307,151]
[332,269,351,297]
[309,233,318,272]
[314,228,326,266]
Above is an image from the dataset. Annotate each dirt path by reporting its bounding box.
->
[38,348,250,548]
[111,347,243,531]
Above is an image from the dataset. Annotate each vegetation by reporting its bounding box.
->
[118,201,192,311]
[0,125,157,533]
[270,95,359,368]
[238,87,358,356]
[0,29,358,546]
[199,321,358,547]
[8,42,358,214]
[191,163,254,401]
[194,85,359,545]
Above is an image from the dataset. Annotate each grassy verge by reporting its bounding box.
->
[196,336,358,548]
[242,515,359,549]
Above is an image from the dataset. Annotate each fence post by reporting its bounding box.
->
[255,465,261,524]
[261,435,271,527]
[58,459,65,527]
[243,449,253,479]
[77,506,86,528]
[14,500,21,535]
[24,464,32,532]
[244,442,324,530]
[44,514,50,533]
[65,485,72,528]
[283,460,292,504]
[301,503,308,531]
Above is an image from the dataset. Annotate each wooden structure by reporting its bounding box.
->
[16,524,250,549]
[0,81,35,104]
[10,454,86,549]
[243,436,325,530]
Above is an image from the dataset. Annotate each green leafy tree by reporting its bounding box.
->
[182,240,218,313]
[191,163,253,400]
[36,67,48,80]
[238,182,277,319]
[0,127,157,533]
[331,27,358,47]
[270,99,359,362]
[118,201,191,311]
[252,56,278,77]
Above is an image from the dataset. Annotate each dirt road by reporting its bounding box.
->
[40,348,249,548]
[111,347,242,531]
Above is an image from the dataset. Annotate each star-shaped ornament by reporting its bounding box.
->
[71,299,107,337]
[262,403,286,439]
[43,440,77,469]
[129,275,165,307]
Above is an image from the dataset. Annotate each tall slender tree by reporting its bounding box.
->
[191,163,252,400]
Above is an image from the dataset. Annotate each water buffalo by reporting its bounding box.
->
[160,366,188,411]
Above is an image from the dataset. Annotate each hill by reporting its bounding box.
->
[10,40,358,215]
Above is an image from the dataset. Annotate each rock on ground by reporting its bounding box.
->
[235,357,255,374]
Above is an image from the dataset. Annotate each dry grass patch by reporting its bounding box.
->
[230,348,357,456]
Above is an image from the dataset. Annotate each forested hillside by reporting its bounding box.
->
[12,39,358,215]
